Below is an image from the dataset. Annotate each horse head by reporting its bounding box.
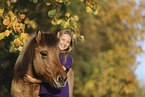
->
[14,31,67,89]
[32,31,67,88]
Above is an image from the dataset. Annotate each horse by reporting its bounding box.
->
[68,68,74,97]
[11,31,74,97]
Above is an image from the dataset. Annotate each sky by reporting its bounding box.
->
[134,0,145,86]
[135,40,145,86]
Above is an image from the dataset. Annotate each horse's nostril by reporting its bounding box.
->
[57,76,64,83]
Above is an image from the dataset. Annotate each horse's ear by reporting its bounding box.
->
[36,31,42,43]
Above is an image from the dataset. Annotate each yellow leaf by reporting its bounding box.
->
[57,19,62,25]
[19,23,23,27]
[70,17,74,21]
[7,22,13,29]
[56,0,63,3]
[19,23,25,30]
[30,20,37,29]
[65,12,70,17]
[3,19,10,25]
[24,18,30,24]
[7,0,11,7]
[13,22,19,27]
[73,34,77,39]
[46,3,51,6]
[22,39,26,44]
[5,30,11,37]
[0,8,4,16]
[86,7,92,13]
[14,38,21,47]
[15,27,21,33]
[8,11,14,16]
[63,22,70,28]
[11,15,16,21]
[20,33,29,39]
[11,0,17,3]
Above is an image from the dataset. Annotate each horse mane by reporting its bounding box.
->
[14,32,59,79]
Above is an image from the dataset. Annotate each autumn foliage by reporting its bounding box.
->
[0,0,145,97]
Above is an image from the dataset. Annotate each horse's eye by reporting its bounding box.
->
[40,52,48,57]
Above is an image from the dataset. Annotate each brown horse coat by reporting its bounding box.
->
[68,68,74,97]
[11,31,74,97]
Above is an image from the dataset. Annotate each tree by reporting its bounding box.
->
[71,0,145,97]
[0,0,99,52]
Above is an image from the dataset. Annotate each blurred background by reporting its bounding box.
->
[0,0,145,97]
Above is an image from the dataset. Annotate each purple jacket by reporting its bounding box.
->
[39,53,72,97]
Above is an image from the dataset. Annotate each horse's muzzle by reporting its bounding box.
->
[52,76,68,89]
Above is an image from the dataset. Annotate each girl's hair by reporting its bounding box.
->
[58,29,74,53]
[58,29,74,66]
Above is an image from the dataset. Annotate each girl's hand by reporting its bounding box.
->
[23,75,34,84]
[23,74,42,84]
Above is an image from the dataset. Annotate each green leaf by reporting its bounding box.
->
[14,35,19,39]
[51,19,62,25]
[9,46,15,52]
[48,10,56,17]
[33,0,38,3]
[60,20,66,27]
[72,21,77,28]
[51,20,57,25]
[0,32,5,40]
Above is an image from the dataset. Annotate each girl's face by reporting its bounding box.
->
[59,34,71,51]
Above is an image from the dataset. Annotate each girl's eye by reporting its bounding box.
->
[40,51,48,57]
[62,39,65,41]
[67,41,70,44]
